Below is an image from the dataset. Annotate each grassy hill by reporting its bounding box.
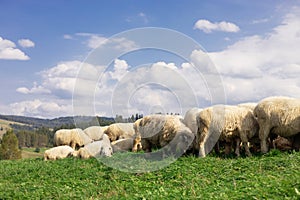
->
[0,150,299,199]
[0,119,29,139]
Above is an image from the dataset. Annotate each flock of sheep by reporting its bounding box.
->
[44,96,300,161]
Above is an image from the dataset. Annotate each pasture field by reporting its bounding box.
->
[21,147,48,159]
[0,150,299,199]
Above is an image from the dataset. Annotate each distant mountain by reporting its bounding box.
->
[0,114,115,130]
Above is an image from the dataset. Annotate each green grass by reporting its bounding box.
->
[0,150,300,199]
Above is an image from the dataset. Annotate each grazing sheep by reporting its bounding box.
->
[101,125,109,133]
[77,128,93,145]
[54,128,84,149]
[253,96,300,153]
[132,115,194,156]
[73,134,113,159]
[111,138,134,153]
[83,126,104,141]
[104,123,135,142]
[183,107,203,151]
[197,105,259,157]
[44,145,74,161]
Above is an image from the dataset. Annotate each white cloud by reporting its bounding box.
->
[252,18,269,24]
[10,99,72,118]
[194,19,240,33]
[16,82,51,94]
[74,33,138,51]
[197,7,300,103]
[63,34,73,39]
[18,39,35,48]
[0,37,29,60]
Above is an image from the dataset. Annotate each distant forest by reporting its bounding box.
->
[0,114,143,148]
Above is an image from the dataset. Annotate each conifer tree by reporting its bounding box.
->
[0,130,21,160]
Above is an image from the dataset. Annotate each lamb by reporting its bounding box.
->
[111,138,134,153]
[104,123,135,142]
[83,126,104,141]
[197,105,259,157]
[183,107,203,151]
[44,145,74,161]
[73,134,113,159]
[132,114,194,156]
[54,128,85,149]
[253,96,300,153]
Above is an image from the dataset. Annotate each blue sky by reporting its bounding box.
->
[1,1,300,118]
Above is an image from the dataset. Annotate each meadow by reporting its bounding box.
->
[0,150,299,199]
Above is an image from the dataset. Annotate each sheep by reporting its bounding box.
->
[237,102,257,111]
[132,114,194,156]
[44,145,74,161]
[73,134,113,159]
[54,128,84,149]
[104,123,135,142]
[183,108,203,151]
[83,126,104,141]
[197,105,259,157]
[101,125,109,133]
[253,96,300,153]
[111,138,134,153]
[77,128,93,145]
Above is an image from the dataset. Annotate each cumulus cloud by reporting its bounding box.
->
[10,99,72,118]
[194,19,240,33]
[12,8,300,118]
[18,39,35,48]
[202,7,300,103]
[16,83,51,95]
[0,37,29,60]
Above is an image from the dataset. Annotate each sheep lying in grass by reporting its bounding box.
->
[132,115,194,156]
[111,138,134,153]
[54,128,85,149]
[83,126,104,141]
[253,96,300,153]
[44,145,74,161]
[197,105,259,157]
[104,123,135,142]
[73,134,113,159]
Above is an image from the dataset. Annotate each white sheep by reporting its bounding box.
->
[83,126,104,141]
[54,128,84,149]
[132,114,194,156]
[111,138,134,153]
[73,134,113,159]
[197,105,259,157]
[77,128,93,145]
[104,123,135,142]
[183,107,203,151]
[253,96,300,153]
[44,145,74,161]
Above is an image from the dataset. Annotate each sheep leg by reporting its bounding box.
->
[198,131,208,157]
[259,124,270,154]
[224,141,232,155]
[240,132,252,157]
[234,138,241,157]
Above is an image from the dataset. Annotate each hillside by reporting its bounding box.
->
[0,114,115,131]
[0,119,29,139]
